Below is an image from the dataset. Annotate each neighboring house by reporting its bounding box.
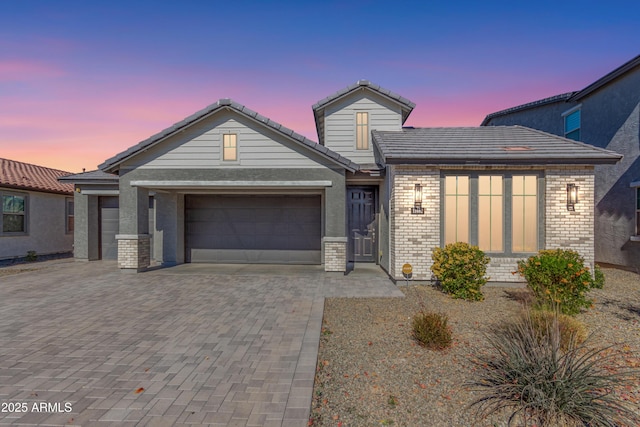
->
[482,54,640,271]
[0,158,74,261]
[64,81,621,282]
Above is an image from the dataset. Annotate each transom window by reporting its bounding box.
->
[563,108,581,141]
[356,112,369,150]
[223,133,237,161]
[443,173,541,254]
[2,192,27,234]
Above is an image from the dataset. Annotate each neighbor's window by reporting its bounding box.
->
[66,198,74,233]
[478,175,504,252]
[223,133,237,161]
[356,112,369,150]
[512,175,538,252]
[564,108,581,141]
[2,192,27,234]
[444,175,470,244]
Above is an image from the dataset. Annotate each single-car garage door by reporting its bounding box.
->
[185,194,321,264]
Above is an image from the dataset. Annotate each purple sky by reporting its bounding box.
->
[1,1,638,172]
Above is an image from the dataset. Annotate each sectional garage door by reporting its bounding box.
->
[185,195,321,264]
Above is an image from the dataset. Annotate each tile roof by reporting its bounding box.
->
[372,126,622,165]
[0,158,74,195]
[99,99,358,173]
[480,92,576,126]
[569,54,640,101]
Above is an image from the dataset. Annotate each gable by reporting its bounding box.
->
[120,109,342,170]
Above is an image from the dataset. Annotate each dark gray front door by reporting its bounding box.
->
[348,187,377,262]
[99,196,119,260]
[185,194,321,264]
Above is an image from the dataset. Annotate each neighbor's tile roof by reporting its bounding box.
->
[0,158,74,195]
[372,126,623,165]
[99,99,358,173]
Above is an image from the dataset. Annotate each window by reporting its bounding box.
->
[223,133,237,161]
[2,192,27,234]
[444,176,469,244]
[356,112,369,150]
[563,108,581,141]
[66,198,74,233]
[478,176,504,252]
[512,175,538,252]
[442,173,540,254]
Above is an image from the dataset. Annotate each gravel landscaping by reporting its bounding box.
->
[311,267,640,426]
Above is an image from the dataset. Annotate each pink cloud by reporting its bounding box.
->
[0,60,65,81]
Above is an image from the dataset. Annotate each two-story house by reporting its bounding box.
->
[482,55,640,271]
[63,81,621,282]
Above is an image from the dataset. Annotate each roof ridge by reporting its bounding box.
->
[480,92,577,125]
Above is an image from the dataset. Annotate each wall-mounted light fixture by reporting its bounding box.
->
[567,183,579,211]
[412,183,424,214]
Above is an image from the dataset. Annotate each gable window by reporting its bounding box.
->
[66,198,74,233]
[223,133,237,161]
[442,173,540,255]
[563,108,581,141]
[2,192,27,234]
[356,112,369,150]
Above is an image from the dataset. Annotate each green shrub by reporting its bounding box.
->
[412,312,452,350]
[25,251,37,262]
[516,249,604,315]
[469,311,638,426]
[431,242,490,301]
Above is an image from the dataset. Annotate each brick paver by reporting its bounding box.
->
[0,261,402,426]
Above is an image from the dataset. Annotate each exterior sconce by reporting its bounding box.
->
[567,184,579,211]
[412,183,424,214]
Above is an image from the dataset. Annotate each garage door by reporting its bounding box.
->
[100,196,119,260]
[185,195,321,264]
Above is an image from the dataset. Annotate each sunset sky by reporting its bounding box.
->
[1,1,638,173]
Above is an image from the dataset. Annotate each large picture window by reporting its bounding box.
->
[442,173,541,255]
[2,192,27,234]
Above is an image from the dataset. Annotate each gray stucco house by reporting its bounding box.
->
[482,54,640,271]
[1,158,74,261]
[63,81,622,281]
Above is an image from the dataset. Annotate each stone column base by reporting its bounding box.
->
[116,234,150,272]
[323,237,348,272]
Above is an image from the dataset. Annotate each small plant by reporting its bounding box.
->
[387,395,398,407]
[431,242,490,301]
[469,310,638,426]
[528,309,587,351]
[516,249,604,315]
[25,250,37,262]
[412,312,452,350]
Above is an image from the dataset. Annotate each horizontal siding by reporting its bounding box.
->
[324,91,402,164]
[125,111,330,170]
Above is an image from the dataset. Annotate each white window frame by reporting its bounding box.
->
[222,133,238,162]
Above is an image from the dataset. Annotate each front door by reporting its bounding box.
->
[347,187,377,262]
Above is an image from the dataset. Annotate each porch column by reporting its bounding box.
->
[116,184,150,272]
[73,192,99,261]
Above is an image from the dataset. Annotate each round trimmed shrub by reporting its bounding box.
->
[431,242,490,301]
[516,249,604,315]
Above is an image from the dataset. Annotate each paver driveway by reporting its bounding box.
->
[0,261,402,426]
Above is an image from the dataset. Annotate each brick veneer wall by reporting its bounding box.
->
[545,167,595,270]
[323,237,347,272]
[389,165,596,282]
[390,166,440,280]
[116,234,150,271]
